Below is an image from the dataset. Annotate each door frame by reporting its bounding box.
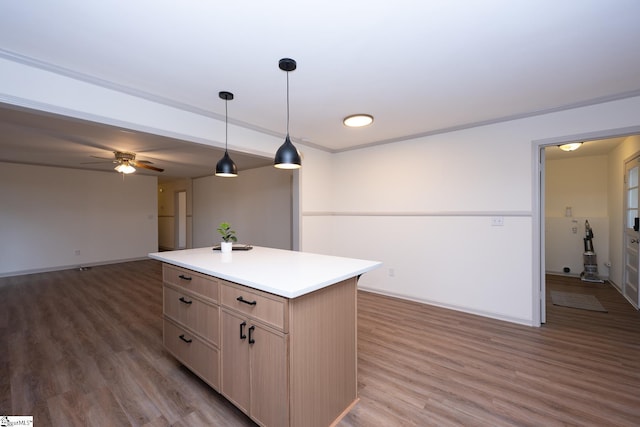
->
[532,125,640,326]
[623,154,640,308]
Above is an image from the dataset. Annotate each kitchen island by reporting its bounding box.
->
[149,246,381,427]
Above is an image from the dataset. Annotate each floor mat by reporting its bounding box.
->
[551,291,607,312]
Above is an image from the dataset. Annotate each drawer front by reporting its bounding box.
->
[164,285,220,345]
[220,281,288,331]
[163,264,219,302]
[164,318,219,390]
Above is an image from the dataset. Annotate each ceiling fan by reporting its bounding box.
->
[88,151,164,174]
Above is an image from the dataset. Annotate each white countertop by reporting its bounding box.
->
[149,246,381,298]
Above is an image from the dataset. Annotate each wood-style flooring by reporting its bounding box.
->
[1,261,639,426]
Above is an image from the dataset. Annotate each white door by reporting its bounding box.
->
[176,190,187,249]
[623,157,640,308]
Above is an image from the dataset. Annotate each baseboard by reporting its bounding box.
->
[358,287,535,327]
[545,271,611,281]
[0,256,151,278]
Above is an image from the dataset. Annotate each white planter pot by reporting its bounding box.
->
[220,241,233,253]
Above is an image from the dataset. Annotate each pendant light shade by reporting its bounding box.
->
[215,91,238,177]
[215,151,237,176]
[274,58,301,169]
[274,135,301,169]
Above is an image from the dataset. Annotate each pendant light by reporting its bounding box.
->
[274,58,302,169]
[215,91,238,177]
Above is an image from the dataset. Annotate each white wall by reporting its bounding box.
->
[0,162,158,276]
[302,122,535,324]
[192,166,292,250]
[301,97,640,325]
[545,155,609,277]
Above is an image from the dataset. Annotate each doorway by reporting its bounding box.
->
[534,127,640,325]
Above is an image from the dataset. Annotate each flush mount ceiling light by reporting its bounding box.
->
[215,91,238,177]
[558,142,583,152]
[343,114,374,128]
[274,58,302,170]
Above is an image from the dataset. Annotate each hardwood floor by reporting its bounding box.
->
[0,261,253,426]
[1,261,639,426]
[343,275,640,426]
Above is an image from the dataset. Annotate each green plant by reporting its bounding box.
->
[217,221,237,243]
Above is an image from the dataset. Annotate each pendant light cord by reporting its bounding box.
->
[286,70,290,135]
[225,98,229,153]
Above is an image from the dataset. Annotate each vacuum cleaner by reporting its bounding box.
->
[581,220,604,283]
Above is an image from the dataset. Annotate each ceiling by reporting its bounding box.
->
[0,104,273,180]
[1,1,639,179]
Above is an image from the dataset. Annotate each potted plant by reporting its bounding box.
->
[217,221,237,253]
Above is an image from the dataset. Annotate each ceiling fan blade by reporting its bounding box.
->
[136,159,154,164]
[134,161,164,172]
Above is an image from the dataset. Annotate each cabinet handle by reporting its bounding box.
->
[178,274,192,281]
[236,296,257,306]
[179,296,193,305]
[240,321,247,340]
[248,325,255,344]
[179,334,192,344]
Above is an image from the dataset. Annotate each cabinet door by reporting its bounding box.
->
[221,310,250,413]
[250,324,288,427]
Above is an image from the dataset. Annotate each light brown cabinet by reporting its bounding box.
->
[161,263,359,427]
[221,309,288,427]
[162,264,220,390]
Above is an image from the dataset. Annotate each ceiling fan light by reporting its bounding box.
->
[558,142,583,152]
[343,114,374,127]
[115,163,135,174]
[274,135,301,169]
[215,151,238,177]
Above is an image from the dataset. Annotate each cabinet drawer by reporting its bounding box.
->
[220,281,288,331]
[163,264,219,302]
[164,318,219,390]
[164,285,220,345]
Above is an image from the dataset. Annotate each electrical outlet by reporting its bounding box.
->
[388,268,395,277]
[491,217,504,226]
[75,249,81,256]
